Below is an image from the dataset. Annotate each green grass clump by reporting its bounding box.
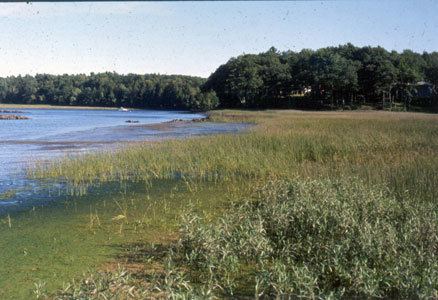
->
[53,266,149,299]
[148,178,437,298]
[0,189,17,201]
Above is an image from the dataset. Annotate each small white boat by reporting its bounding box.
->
[118,107,129,112]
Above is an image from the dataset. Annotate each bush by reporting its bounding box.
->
[188,90,219,111]
[164,178,437,298]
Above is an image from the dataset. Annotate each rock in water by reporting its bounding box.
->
[0,115,30,120]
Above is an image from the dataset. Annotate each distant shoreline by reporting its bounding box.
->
[0,103,124,110]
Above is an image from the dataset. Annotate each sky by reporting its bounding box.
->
[0,1,437,78]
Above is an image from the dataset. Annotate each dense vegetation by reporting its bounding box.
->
[1,44,438,112]
[0,73,218,111]
[54,176,438,299]
[203,44,438,110]
[153,178,437,298]
[28,110,438,298]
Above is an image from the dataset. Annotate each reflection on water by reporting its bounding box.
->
[0,108,247,214]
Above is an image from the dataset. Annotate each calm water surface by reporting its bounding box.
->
[0,108,246,213]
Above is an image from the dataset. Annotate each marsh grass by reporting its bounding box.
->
[31,110,438,202]
[21,110,438,298]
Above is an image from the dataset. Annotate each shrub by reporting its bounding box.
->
[165,178,437,298]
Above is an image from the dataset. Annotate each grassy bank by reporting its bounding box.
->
[7,110,438,298]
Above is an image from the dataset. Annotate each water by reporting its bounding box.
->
[0,108,247,213]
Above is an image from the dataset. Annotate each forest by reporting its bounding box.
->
[0,73,218,111]
[204,43,438,110]
[1,44,438,111]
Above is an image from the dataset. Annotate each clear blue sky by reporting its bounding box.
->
[0,1,437,78]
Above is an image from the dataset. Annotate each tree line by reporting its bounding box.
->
[0,73,218,111]
[1,44,437,111]
[203,43,438,110]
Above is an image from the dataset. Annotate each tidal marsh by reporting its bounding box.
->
[33,110,438,202]
[6,109,438,298]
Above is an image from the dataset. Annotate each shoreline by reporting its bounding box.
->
[0,103,209,113]
[0,115,249,214]
[0,116,233,150]
[0,103,127,110]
